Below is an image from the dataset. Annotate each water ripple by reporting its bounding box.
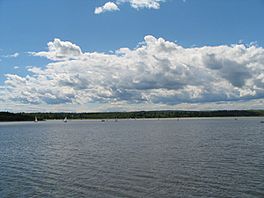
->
[0,118,263,197]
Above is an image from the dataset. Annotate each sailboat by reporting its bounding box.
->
[34,117,38,122]
[64,117,67,123]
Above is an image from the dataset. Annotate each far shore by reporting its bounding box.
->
[1,110,263,122]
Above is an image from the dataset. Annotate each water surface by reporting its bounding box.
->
[0,118,264,197]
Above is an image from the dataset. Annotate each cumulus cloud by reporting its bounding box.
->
[95,2,120,14]
[2,36,264,111]
[95,0,164,14]
[31,38,82,61]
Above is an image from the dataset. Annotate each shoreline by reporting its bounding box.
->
[1,110,263,122]
[1,116,264,123]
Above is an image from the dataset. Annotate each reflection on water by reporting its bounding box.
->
[0,118,264,197]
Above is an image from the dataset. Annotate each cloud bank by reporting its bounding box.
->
[2,36,264,111]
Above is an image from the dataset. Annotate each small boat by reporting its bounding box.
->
[101,119,105,122]
[34,117,38,122]
[260,121,264,123]
[64,117,67,123]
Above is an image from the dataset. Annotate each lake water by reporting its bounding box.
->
[0,118,263,197]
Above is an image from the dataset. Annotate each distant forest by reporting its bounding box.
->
[0,110,264,121]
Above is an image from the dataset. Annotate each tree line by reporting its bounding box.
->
[0,110,263,121]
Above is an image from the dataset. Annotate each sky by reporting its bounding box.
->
[0,0,264,112]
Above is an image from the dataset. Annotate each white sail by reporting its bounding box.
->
[64,117,67,122]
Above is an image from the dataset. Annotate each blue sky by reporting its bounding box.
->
[0,0,264,112]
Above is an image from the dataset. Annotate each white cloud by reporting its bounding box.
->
[2,36,264,111]
[95,0,164,14]
[95,2,120,14]
[117,0,163,9]
[3,52,19,58]
[31,38,82,61]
